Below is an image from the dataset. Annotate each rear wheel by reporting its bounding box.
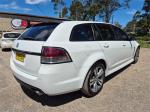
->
[133,47,140,64]
[81,62,105,97]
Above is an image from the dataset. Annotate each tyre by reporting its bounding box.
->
[81,62,105,97]
[133,47,140,64]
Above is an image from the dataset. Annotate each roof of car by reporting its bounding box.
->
[62,21,113,26]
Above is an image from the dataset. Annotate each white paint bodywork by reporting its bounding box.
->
[10,21,139,95]
[1,32,20,49]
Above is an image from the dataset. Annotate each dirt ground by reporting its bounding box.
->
[0,48,150,112]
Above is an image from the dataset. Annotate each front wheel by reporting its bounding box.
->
[81,62,105,97]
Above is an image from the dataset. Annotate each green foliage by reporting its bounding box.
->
[69,0,84,20]
[99,0,121,22]
[51,0,65,17]
[136,36,150,41]
[135,35,150,48]
[125,0,150,36]
[137,40,150,48]
[69,0,102,21]
[51,0,131,22]
[136,18,149,36]
[114,21,122,28]
[62,7,68,18]
[143,0,150,13]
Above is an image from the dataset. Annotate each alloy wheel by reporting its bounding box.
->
[89,66,104,93]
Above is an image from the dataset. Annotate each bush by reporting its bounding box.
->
[137,40,150,48]
[136,36,150,41]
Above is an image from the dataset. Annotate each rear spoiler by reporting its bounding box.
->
[0,12,70,29]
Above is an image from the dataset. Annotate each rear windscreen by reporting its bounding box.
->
[4,33,20,38]
[18,23,59,41]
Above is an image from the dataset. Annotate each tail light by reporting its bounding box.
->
[41,47,72,64]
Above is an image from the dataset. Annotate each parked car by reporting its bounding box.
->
[10,21,140,97]
[1,32,21,50]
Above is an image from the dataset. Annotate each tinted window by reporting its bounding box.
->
[70,24,94,41]
[93,24,103,41]
[4,33,20,38]
[19,23,58,41]
[113,26,129,41]
[96,24,115,41]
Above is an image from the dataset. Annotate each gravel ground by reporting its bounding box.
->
[0,48,150,112]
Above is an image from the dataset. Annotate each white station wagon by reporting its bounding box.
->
[1,32,21,51]
[10,21,140,97]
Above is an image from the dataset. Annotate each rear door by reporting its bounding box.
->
[12,23,58,77]
[94,24,126,70]
[69,23,100,69]
[112,26,134,61]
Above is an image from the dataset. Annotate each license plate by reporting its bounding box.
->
[16,52,25,62]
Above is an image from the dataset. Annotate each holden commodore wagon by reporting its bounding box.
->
[1,32,21,51]
[10,21,140,97]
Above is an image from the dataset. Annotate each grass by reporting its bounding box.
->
[136,36,150,48]
[137,40,150,48]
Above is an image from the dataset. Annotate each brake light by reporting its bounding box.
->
[41,47,72,64]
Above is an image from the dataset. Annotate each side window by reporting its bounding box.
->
[70,24,94,41]
[113,26,129,41]
[96,24,115,41]
[92,24,103,41]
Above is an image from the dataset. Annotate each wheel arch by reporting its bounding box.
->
[77,53,108,88]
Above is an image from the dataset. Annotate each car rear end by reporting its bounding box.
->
[10,23,77,95]
[1,32,20,49]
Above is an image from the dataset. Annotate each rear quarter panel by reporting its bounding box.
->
[44,41,108,88]
[131,40,140,56]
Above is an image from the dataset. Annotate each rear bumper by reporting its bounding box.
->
[1,42,13,49]
[10,56,81,95]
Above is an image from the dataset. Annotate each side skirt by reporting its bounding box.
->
[105,59,134,77]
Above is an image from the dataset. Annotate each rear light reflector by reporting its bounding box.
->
[41,47,72,64]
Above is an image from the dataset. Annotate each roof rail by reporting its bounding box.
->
[0,12,70,23]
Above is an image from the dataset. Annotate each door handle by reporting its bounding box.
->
[122,44,126,47]
[104,45,109,48]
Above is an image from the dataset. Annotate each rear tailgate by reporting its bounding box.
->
[12,40,44,77]
[11,23,59,77]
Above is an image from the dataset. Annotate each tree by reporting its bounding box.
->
[142,0,150,35]
[98,0,131,23]
[62,6,68,18]
[133,11,141,21]
[82,0,101,21]
[51,0,65,18]
[51,0,131,22]
[69,0,101,21]
[143,0,150,13]
[136,19,148,35]
[124,21,136,33]
[114,21,122,28]
[132,11,141,33]
[125,0,150,36]
[69,0,84,20]
[99,0,121,22]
